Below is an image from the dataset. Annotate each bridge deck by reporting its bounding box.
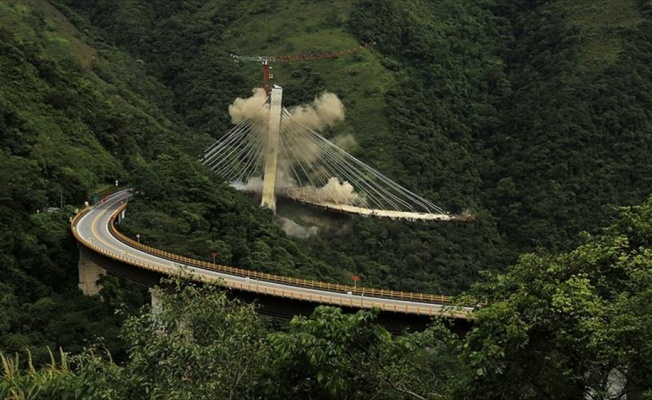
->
[286,196,453,221]
[231,185,473,221]
[71,190,472,319]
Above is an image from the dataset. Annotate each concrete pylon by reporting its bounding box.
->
[78,249,106,296]
[260,86,283,212]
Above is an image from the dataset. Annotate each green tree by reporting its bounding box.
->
[455,199,652,399]
[112,278,270,399]
[264,306,454,399]
[1,278,462,399]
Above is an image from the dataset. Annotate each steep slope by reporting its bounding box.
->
[54,0,510,293]
[482,0,652,250]
[561,0,644,69]
[0,0,204,359]
[29,0,652,292]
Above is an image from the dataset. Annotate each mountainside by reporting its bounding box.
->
[59,0,652,285]
[2,0,652,360]
[0,0,204,359]
[483,0,652,250]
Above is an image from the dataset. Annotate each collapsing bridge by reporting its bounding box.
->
[201,86,468,222]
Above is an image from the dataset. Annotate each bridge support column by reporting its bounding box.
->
[78,249,106,296]
[149,287,162,315]
[115,207,126,223]
[260,86,283,212]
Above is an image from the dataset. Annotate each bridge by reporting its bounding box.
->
[72,82,476,328]
[201,86,472,222]
[71,190,472,330]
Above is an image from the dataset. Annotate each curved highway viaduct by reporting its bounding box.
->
[72,190,473,332]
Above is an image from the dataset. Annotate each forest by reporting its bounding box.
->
[1,0,652,398]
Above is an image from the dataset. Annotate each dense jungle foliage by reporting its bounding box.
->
[1,0,652,394]
[4,199,652,398]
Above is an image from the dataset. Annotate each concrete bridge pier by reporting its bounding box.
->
[78,248,106,296]
[115,204,126,223]
[149,287,162,314]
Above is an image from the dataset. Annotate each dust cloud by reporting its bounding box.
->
[290,177,360,205]
[229,88,268,124]
[227,89,362,207]
[279,91,346,166]
[316,178,359,203]
[277,217,319,238]
[230,177,263,192]
[287,92,345,131]
[332,134,357,152]
[282,94,359,205]
[276,92,358,205]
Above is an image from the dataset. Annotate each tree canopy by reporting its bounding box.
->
[1,1,652,396]
[4,195,652,398]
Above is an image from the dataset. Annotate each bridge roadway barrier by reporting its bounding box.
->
[107,204,455,306]
[71,195,472,320]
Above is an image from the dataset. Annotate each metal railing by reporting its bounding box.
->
[71,202,470,318]
[109,203,454,304]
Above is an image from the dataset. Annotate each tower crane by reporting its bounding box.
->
[230,42,375,96]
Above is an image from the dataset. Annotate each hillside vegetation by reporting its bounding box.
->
[0,0,199,359]
[4,198,652,398]
[2,0,652,368]
[58,0,652,289]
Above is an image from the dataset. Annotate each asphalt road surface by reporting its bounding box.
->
[73,190,472,318]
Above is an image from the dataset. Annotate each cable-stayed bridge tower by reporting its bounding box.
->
[260,86,283,210]
[202,44,471,222]
[200,87,471,222]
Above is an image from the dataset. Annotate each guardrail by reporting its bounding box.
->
[70,201,470,318]
[108,203,454,305]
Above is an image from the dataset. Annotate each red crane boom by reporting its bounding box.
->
[230,43,375,96]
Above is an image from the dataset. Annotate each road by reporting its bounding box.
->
[72,190,472,318]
